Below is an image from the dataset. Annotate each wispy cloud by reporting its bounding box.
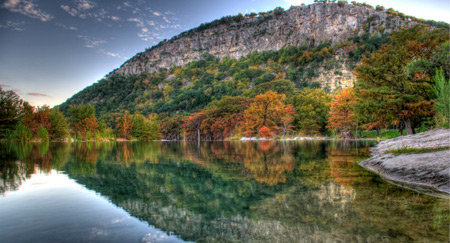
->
[97,49,126,60]
[55,23,78,31]
[0,20,26,31]
[1,0,53,22]
[76,35,123,59]
[77,34,106,48]
[61,0,110,22]
[27,92,51,97]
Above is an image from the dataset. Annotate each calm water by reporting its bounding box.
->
[0,141,448,242]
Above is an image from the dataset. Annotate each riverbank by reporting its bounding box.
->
[238,136,377,141]
[359,129,450,198]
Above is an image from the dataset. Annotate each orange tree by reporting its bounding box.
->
[183,110,206,141]
[116,110,133,139]
[327,88,357,137]
[243,90,291,137]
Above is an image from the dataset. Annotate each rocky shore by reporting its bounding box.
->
[359,129,450,198]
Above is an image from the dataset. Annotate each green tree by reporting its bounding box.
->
[0,88,25,138]
[132,114,146,139]
[250,79,296,96]
[12,121,32,143]
[140,114,161,141]
[49,108,69,140]
[433,68,450,127]
[293,88,332,135]
[68,104,96,129]
[37,126,49,142]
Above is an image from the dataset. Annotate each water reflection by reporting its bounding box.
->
[0,141,448,242]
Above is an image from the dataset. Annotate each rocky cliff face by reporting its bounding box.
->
[111,3,417,77]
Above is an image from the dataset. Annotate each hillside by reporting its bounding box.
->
[111,2,417,76]
[59,2,445,118]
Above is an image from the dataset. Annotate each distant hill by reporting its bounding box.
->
[59,2,447,118]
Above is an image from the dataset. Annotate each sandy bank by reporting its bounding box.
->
[359,129,450,198]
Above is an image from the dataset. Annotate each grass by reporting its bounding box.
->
[385,146,450,155]
[357,129,406,139]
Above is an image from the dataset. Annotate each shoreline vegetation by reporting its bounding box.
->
[360,129,450,198]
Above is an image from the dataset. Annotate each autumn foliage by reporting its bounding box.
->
[244,91,293,137]
[327,88,357,136]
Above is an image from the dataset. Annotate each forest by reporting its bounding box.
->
[1,25,449,142]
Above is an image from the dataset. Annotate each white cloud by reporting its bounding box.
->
[127,17,144,27]
[97,49,126,60]
[0,20,26,31]
[61,5,78,17]
[152,11,160,16]
[2,0,53,22]
[77,0,96,10]
[77,34,106,48]
[110,16,120,21]
[162,16,170,23]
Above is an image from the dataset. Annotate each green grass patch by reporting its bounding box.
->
[385,146,450,155]
[357,130,406,139]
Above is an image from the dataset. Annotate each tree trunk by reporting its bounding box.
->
[398,122,404,136]
[404,118,413,135]
[342,131,354,139]
[376,127,381,136]
[197,128,201,142]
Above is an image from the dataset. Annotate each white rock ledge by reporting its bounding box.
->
[359,129,450,198]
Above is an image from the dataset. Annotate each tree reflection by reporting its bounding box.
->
[0,142,69,194]
[0,140,448,242]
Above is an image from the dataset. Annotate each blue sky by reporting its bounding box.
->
[0,0,449,107]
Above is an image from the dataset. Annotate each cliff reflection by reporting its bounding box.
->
[0,140,448,242]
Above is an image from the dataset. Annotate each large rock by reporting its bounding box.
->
[110,3,417,77]
[360,129,450,197]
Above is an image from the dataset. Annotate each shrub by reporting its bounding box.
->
[13,122,32,143]
[37,126,49,142]
[86,130,93,140]
[259,126,271,138]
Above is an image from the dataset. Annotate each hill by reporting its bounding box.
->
[59,2,445,118]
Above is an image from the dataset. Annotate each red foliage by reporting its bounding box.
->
[259,126,271,138]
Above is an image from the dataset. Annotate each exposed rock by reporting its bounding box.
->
[360,129,450,197]
[110,3,417,78]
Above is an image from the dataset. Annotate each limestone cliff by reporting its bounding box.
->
[110,3,417,77]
